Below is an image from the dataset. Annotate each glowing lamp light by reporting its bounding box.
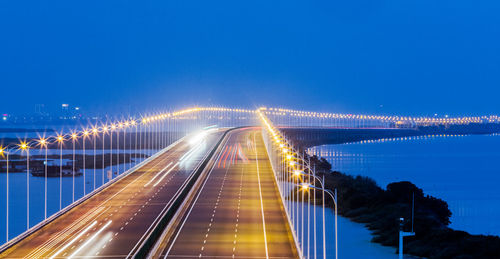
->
[301,183,309,190]
[286,155,292,160]
[57,136,64,142]
[92,128,98,134]
[279,144,284,148]
[83,131,89,136]
[39,139,46,145]
[111,125,116,130]
[289,161,295,166]
[103,126,109,132]
[20,143,28,150]
[71,133,77,139]
[294,170,301,176]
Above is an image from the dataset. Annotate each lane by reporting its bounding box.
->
[162,128,297,258]
[0,129,225,259]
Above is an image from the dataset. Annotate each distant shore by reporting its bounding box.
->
[281,123,500,148]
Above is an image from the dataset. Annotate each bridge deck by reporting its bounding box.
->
[0,131,224,259]
[160,128,298,258]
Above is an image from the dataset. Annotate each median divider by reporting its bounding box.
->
[131,128,237,258]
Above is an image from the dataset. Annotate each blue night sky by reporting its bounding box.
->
[1,0,499,116]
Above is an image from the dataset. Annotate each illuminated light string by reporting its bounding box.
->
[0,106,257,240]
[259,106,499,126]
[257,109,341,259]
[0,105,497,246]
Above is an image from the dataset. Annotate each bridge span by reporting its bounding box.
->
[0,127,298,259]
[0,129,225,258]
[1,106,491,258]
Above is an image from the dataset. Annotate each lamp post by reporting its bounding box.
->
[38,139,48,219]
[57,135,64,210]
[83,130,89,195]
[1,147,9,242]
[71,133,77,203]
[298,176,338,259]
[19,142,29,230]
[102,126,108,185]
[93,128,98,191]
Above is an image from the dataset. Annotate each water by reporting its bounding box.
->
[308,134,500,236]
[0,154,146,242]
[292,203,402,259]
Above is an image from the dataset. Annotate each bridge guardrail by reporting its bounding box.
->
[0,135,187,254]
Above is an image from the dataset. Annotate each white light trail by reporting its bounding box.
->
[49,221,98,259]
[68,220,112,259]
[143,162,173,187]
[153,163,179,187]
[179,141,205,164]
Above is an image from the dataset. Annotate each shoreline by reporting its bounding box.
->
[281,125,500,258]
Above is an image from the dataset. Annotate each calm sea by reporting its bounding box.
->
[308,134,500,236]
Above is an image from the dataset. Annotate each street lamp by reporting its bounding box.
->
[1,147,9,241]
[302,182,338,259]
[18,141,29,230]
[38,138,48,219]
[56,135,64,210]
[71,132,78,203]
[92,128,98,190]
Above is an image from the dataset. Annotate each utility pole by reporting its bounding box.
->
[399,217,415,259]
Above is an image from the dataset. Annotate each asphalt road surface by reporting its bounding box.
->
[160,128,298,259]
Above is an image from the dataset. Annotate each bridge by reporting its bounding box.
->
[0,107,498,258]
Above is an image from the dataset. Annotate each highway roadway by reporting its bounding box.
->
[157,128,298,258]
[0,129,224,259]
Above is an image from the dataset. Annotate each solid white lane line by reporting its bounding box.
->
[144,162,174,187]
[68,220,113,259]
[254,132,269,259]
[49,221,98,259]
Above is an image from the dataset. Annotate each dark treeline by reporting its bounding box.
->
[307,155,500,259]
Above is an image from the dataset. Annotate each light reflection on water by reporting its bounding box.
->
[308,134,500,236]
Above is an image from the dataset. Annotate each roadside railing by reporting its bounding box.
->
[258,110,338,259]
